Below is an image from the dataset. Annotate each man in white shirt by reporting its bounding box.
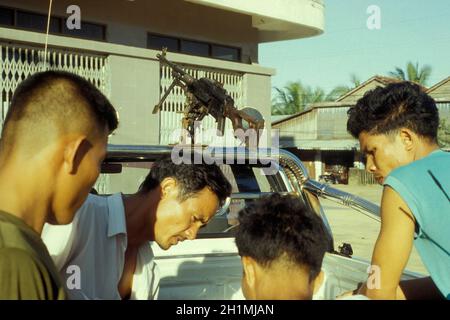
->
[42,156,232,300]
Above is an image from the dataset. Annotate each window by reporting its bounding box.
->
[147,34,179,52]
[180,39,209,57]
[0,7,14,26]
[1,6,106,41]
[17,11,46,31]
[62,20,105,41]
[16,11,61,33]
[212,45,240,61]
[147,32,242,62]
[17,11,60,33]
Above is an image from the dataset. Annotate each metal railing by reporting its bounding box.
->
[0,42,109,130]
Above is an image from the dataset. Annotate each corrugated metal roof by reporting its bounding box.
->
[335,75,404,102]
[271,115,292,123]
[280,139,359,150]
[427,76,450,94]
[272,103,351,126]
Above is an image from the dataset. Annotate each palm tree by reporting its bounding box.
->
[272,75,363,115]
[272,81,327,115]
[348,74,362,88]
[326,86,349,101]
[272,82,303,115]
[388,62,432,86]
[309,86,326,104]
[327,74,362,101]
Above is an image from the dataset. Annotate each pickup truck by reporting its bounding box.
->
[97,144,424,300]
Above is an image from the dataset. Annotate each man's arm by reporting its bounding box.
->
[0,248,64,300]
[359,186,415,299]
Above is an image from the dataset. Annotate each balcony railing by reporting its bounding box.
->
[0,39,255,148]
[0,42,109,131]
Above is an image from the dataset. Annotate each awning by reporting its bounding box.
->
[280,139,359,151]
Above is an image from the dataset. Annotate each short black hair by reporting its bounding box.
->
[140,155,232,205]
[347,82,439,141]
[235,194,330,281]
[1,70,118,153]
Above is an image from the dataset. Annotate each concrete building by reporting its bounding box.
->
[0,0,325,147]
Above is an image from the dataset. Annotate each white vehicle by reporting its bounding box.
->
[100,145,424,300]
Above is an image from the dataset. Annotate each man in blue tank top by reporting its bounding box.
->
[346,81,449,300]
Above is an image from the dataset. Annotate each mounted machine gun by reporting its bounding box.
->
[153,48,265,146]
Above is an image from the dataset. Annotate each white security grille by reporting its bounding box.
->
[0,43,109,132]
[159,63,244,146]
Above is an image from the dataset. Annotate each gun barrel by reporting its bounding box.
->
[217,116,225,136]
[157,53,194,84]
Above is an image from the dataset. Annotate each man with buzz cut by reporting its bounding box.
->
[0,71,118,299]
[346,81,449,300]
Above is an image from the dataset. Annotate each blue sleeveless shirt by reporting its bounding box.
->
[384,150,450,299]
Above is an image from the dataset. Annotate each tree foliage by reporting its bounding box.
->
[388,62,432,86]
[272,74,361,115]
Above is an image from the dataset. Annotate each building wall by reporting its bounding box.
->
[3,0,259,63]
[426,77,450,121]
[243,73,272,146]
[272,105,358,182]
[273,105,355,147]
[0,27,274,145]
[108,55,160,145]
[316,106,353,140]
[272,110,317,147]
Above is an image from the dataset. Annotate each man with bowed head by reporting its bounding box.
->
[43,154,232,299]
[346,82,449,299]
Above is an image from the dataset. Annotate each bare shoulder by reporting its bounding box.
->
[381,186,415,222]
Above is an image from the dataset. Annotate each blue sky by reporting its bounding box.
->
[259,0,450,94]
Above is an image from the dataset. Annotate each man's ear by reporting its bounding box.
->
[63,136,89,174]
[398,128,414,151]
[242,256,257,291]
[160,177,177,199]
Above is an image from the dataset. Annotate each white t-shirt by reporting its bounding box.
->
[42,193,160,300]
[313,270,370,300]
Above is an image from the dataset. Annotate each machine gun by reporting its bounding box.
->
[153,48,265,146]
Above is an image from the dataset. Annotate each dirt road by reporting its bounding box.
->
[320,184,428,275]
